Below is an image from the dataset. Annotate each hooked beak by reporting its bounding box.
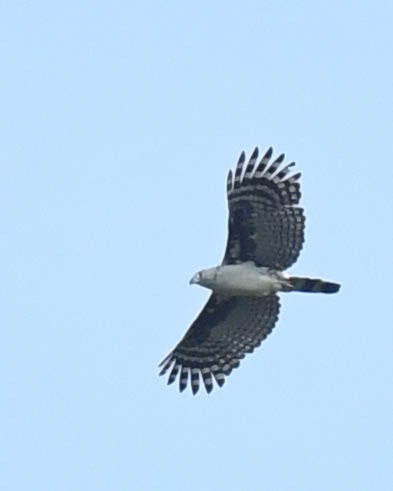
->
[189,273,200,285]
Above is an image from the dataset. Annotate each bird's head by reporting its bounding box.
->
[189,271,202,285]
[189,267,218,289]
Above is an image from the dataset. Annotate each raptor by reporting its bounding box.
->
[159,147,340,394]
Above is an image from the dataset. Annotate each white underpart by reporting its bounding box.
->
[194,262,289,296]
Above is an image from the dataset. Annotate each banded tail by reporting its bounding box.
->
[289,276,341,294]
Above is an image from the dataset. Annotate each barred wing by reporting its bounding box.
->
[224,147,305,270]
[159,293,280,394]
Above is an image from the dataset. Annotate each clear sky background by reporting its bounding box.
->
[1,1,392,490]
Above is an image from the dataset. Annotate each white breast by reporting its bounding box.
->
[214,263,282,296]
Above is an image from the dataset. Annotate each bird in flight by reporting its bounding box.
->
[159,146,340,394]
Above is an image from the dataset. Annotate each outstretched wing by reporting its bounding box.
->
[223,147,305,270]
[159,293,280,394]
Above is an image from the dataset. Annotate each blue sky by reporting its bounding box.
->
[1,1,392,490]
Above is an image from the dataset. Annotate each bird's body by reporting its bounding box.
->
[159,146,340,395]
[190,263,290,296]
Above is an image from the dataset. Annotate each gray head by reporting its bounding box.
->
[189,267,219,289]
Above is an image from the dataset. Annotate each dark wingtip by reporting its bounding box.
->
[213,373,225,388]
[205,383,213,394]
[290,172,301,182]
[158,353,171,368]
[238,151,246,164]
[274,153,285,164]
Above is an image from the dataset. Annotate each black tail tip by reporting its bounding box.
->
[324,282,341,293]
